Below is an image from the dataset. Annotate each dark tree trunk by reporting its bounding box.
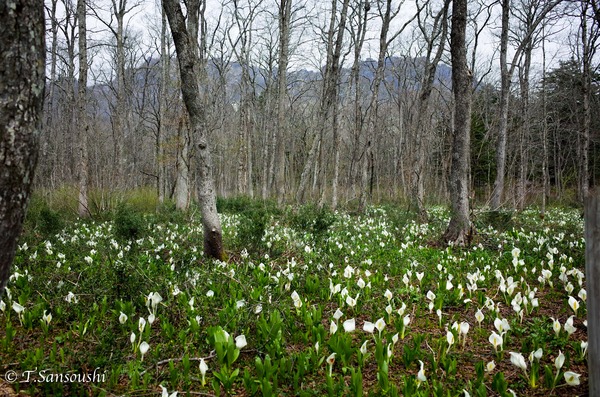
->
[0,0,45,296]
[443,0,472,245]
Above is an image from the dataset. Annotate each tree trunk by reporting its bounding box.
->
[517,40,532,211]
[541,30,548,218]
[113,0,128,189]
[0,0,45,296]
[77,0,89,218]
[163,0,224,260]
[443,0,472,245]
[580,0,596,201]
[584,189,600,396]
[490,0,562,209]
[411,0,449,221]
[347,1,370,201]
[43,0,59,186]
[158,7,168,204]
[359,0,393,212]
[296,0,349,205]
[490,0,510,210]
[175,119,190,210]
[348,1,368,201]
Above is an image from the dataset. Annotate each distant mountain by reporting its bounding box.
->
[63,55,452,118]
[203,55,452,103]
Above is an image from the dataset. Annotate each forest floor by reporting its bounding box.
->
[0,199,590,396]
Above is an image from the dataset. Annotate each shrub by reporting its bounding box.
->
[217,195,279,215]
[24,194,65,237]
[39,206,64,236]
[288,204,336,238]
[476,210,514,231]
[113,203,146,241]
[150,200,188,224]
[236,207,269,251]
[216,196,282,251]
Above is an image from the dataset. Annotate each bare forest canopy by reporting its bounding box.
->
[41,0,600,211]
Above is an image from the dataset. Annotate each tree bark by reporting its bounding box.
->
[77,0,89,218]
[541,28,548,218]
[274,0,292,204]
[443,0,472,245]
[175,118,190,210]
[0,0,45,296]
[158,7,168,204]
[231,0,257,198]
[584,189,600,396]
[580,0,597,201]
[490,0,510,209]
[411,0,449,221]
[43,0,59,186]
[113,0,128,189]
[516,39,532,211]
[163,0,225,260]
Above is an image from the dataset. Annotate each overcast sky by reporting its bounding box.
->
[47,0,585,86]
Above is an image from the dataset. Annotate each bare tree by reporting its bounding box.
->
[158,5,169,204]
[77,0,90,217]
[0,0,45,295]
[296,0,350,204]
[490,0,562,209]
[41,0,60,186]
[229,0,262,198]
[358,0,420,212]
[411,0,450,221]
[90,0,143,189]
[444,0,472,244]
[163,0,225,260]
[346,0,369,202]
[274,0,293,204]
[580,0,599,199]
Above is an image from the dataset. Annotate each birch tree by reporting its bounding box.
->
[0,0,45,296]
